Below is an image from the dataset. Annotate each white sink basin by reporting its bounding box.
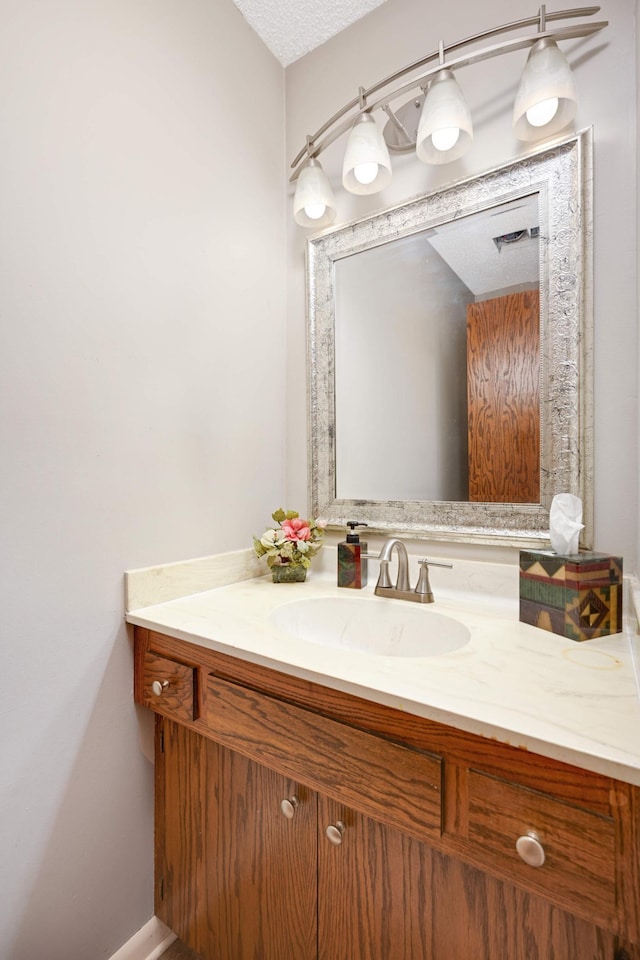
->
[269,596,470,658]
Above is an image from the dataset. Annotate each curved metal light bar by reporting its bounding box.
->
[289,5,607,182]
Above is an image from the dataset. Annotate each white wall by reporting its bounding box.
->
[286,0,638,571]
[0,1,285,957]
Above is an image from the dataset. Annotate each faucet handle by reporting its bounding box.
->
[418,558,454,570]
[415,558,453,603]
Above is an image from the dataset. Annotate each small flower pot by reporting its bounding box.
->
[271,563,307,583]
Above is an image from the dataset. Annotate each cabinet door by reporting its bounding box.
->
[429,849,616,959]
[317,796,433,960]
[317,794,617,960]
[156,718,317,960]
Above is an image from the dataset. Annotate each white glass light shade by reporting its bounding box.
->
[293,158,337,228]
[513,39,577,141]
[342,113,392,195]
[416,69,473,165]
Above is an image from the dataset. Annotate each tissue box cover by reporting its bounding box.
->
[519,551,623,641]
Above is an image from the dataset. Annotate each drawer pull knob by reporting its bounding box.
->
[280,796,299,819]
[516,831,545,867]
[151,679,169,697]
[325,821,346,846]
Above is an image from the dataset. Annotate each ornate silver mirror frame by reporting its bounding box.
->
[307,129,593,547]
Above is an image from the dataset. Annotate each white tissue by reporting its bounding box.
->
[549,493,584,555]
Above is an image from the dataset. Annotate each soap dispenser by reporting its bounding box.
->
[338,521,368,589]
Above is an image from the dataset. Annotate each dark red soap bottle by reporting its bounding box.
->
[337,521,368,589]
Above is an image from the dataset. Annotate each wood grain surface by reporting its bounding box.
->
[137,626,640,955]
[467,290,540,502]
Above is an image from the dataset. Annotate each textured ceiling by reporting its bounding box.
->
[427,195,540,296]
[232,0,388,66]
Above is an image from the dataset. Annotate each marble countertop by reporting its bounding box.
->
[126,548,640,786]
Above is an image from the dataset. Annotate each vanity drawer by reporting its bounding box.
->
[141,650,195,724]
[467,769,616,918]
[205,673,442,843]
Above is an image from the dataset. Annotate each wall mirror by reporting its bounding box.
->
[307,129,593,547]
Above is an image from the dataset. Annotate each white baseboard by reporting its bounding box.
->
[109,916,177,960]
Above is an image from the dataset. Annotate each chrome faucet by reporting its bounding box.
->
[367,538,452,604]
[376,538,411,592]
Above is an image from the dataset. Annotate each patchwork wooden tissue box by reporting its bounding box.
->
[519,551,623,641]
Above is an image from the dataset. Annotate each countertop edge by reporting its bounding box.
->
[126,604,640,789]
[125,554,640,788]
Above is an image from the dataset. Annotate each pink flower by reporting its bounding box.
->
[281,518,311,541]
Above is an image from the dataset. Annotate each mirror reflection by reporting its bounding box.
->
[335,195,540,504]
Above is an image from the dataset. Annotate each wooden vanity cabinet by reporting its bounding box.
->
[156,719,437,960]
[135,626,640,960]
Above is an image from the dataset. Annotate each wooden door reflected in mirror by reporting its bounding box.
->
[467,290,540,503]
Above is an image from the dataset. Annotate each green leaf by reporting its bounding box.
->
[272,508,286,523]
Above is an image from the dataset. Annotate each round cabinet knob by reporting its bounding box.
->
[516,831,545,867]
[325,821,346,846]
[280,796,299,819]
[151,679,169,697]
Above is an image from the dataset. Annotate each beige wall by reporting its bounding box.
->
[286,0,638,568]
[0,0,284,956]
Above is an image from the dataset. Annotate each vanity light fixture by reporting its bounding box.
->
[512,37,578,140]
[342,90,392,195]
[293,148,337,227]
[416,60,474,164]
[290,4,607,227]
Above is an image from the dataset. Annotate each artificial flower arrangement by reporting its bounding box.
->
[253,508,325,571]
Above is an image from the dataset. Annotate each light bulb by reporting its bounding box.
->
[342,112,391,195]
[304,202,326,221]
[430,126,460,153]
[525,96,559,128]
[353,161,379,185]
